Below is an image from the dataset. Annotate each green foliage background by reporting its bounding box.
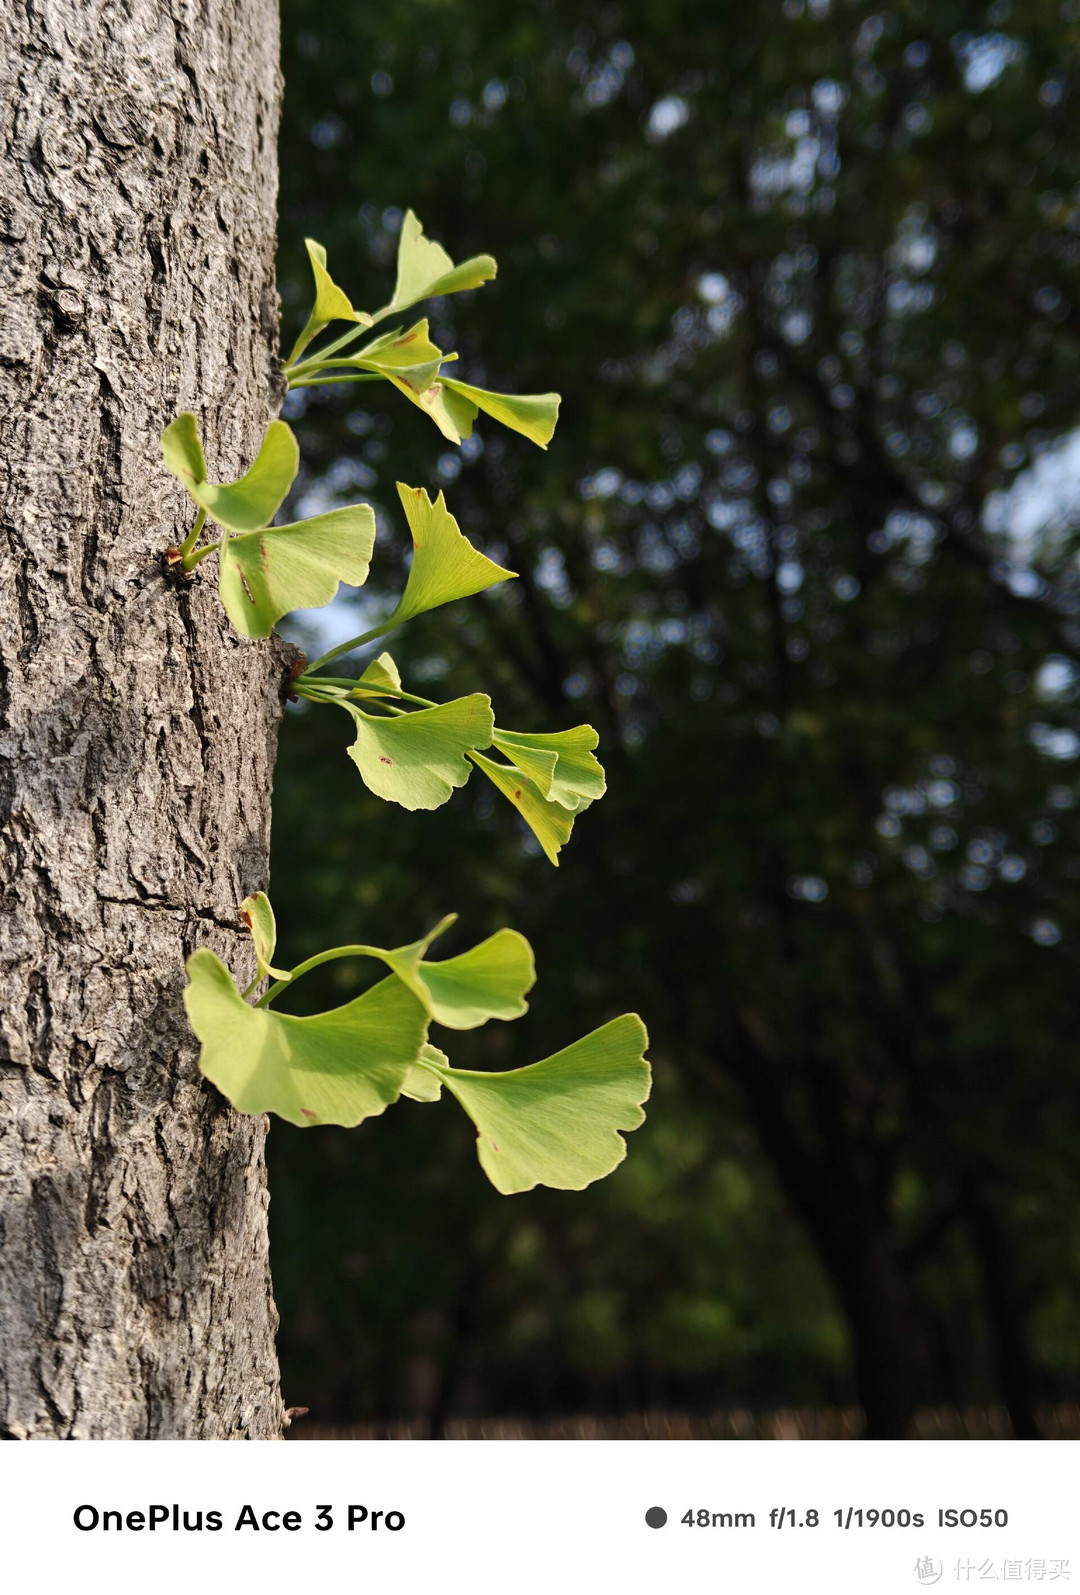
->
[268,0,1080,1434]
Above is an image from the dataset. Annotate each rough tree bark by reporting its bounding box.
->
[0,0,287,1438]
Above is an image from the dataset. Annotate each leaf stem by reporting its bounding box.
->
[257,943,384,1009]
[302,616,404,676]
[176,507,207,562]
[317,323,376,360]
[287,320,384,377]
[184,539,221,571]
[287,372,384,391]
[285,313,321,369]
[292,683,346,705]
[297,674,375,689]
[300,674,437,710]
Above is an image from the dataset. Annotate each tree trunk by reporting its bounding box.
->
[965,1193,1042,1440]
[0,0,286,1438]
[817,1223,922,1440]
[710,1017,923,1438]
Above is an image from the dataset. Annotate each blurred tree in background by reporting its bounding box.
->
[269,0,1080,1438]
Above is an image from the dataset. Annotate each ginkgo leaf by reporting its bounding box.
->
[356,652,403,695]
[306,239,373,328]
[420,1014,651,1194]
[387,483,515,626]
[492,726,606,811]
[401,1044,447,1102]
[373,209,496,323]
[160,410,208,486]
[469,750,578,865]
[388,375,480,445]
[341,319,446,394]
[318,912,533,1030]
[378,915,535,1029]
[238,891,291,982]
[439,379,560,449]
[161,414,299,532]
[288,239,374,364]
[218,504,376,638]
[184,948,429,1128]
[341,694,493,810]
[418,929,534,1027]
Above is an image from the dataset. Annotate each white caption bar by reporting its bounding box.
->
[1,1437,1074,1594]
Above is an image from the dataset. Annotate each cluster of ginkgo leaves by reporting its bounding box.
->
[283,210,560,449]
[184,891,649,1194]
[164,212,650,1192]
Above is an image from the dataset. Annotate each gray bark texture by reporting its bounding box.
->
[0,0,287,1438]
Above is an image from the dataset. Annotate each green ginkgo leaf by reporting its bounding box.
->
[492,726,606,812]
[288,239,374,364]
[418,930,533,1027]
[401,1044,447,1103]
[161,414,299,533]
[373,209,496,323]
[469,749,577,865]
[387,483,515,626]
[184,948,429,1128]
[356,652,403,696]
[439,379,560,449]
[342,320,446,394]
[238,891,291,982]
[346,912,534,1030]
[218,504,376,638]
[341,694,493,810]
[389,375,480,445]
[161,409,207,486]
[420,1014,651,1193]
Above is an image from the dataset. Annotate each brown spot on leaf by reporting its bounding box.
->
[379,755,394,765]
[239,569,256,604]
[513,790,522,801]
[239,909,253,929]
[300,1108,317,1120]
